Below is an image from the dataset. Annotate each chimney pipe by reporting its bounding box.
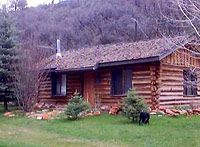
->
[56,39,61,58]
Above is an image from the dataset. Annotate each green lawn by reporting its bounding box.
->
[0,106,200,147]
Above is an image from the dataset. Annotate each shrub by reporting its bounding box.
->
[122,89,148,122]
[65,92,90,120]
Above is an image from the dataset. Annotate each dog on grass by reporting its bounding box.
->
[139,112,150,125]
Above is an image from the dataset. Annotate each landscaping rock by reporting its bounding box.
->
[52,110,58,115]
[93,111,101,116]
[158,110,165,115]
[3,112,12,117]
[193,109,200,114]
[171,109,181,114]
[150,110,157,115]
[180,110,187,115]
[85,113,93,117]
[8,114,16,118]
[109,105,120,115]
[14,110,24,114]
[42,114,51,120]
[42,109,48,113]
[37,116,43,120]
[165,109,179,116]
[101,105,110,111]
[187,109,193,114]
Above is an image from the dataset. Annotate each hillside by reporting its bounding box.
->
[13,0,183,52]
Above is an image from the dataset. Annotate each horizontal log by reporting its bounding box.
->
[162,82,183,86]
[132,80,151,84]
[159,101,198,105]
[133,70,150,75]
[67,79,81,83]
[38,95,51,99]
[40,99,69,102]
[161,63,185,69]
[161,72,183,77]
[39,91,51,95]
[160,92,183,96]
[136,91,152,95]
[161,87,183,92]
[67,84,81,88]
[68,75,81,78]
[159,104,189,109]
[161,76,183,81]
[134,87,151,91]
[101,98,122,103]
[159,96,200,101]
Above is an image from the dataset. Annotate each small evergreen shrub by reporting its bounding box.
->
[122,89,148,122]
[65,92,90,120]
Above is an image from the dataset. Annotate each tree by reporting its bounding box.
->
[0,13,18,112]
[121,89,148,122]
[13,0,183,51]
[12,46,51,112]
[65,92,90,120]
[9,0,27,11]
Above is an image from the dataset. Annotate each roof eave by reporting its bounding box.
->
[52,56,160,73]
[98,56,160,68]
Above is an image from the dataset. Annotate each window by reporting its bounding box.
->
[51,72,67,96]
[111,69,132,95]
[183,70,197,96]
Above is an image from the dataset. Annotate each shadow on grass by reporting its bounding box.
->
[0,104,22,113]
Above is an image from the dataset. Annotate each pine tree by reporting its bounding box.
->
[122,89,148,122]
[0,13,18,112]
[65,92,90,119]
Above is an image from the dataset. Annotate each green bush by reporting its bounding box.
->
[65,92,90,120]
[122,89,148,122]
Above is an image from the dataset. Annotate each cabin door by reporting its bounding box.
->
[83,72,95,107]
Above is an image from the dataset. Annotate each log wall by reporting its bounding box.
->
[38,73,82,104]
[38,63,160,108]
[159,49,200,108]
[95,63,158,107]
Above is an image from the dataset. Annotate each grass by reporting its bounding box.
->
[0,105,200,147]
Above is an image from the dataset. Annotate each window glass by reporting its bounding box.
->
[61,74,67,95]
[183,70,197,96]
[56,75,61,94]
[52,73,67,96]
[123,69,132,93]
[111,69,132,95]
[111,70,123,95]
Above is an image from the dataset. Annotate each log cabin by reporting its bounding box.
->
[39,36,200,109]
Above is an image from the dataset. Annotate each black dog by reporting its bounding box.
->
[139,112,150,125]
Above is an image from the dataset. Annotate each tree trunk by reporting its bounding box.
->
[4,99,8,112]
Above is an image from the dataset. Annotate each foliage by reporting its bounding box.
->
[12,0,184,52]
[8,0,27,11]
[65,92,90,119]
[121,89,148,122]
[0,13,18,112]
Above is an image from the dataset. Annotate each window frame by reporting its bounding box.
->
[51,73,67,96]
[111,69,132,96]
[183,70,197,97]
